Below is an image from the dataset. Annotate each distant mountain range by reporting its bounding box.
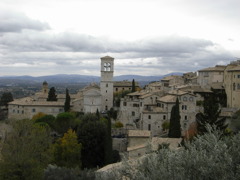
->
[0,73,183,87]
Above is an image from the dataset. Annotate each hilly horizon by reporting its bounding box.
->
[0,73,183,87]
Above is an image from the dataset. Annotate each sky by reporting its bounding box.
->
[0,0,240,76]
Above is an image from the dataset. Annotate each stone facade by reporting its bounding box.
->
[223,61,240,108]
[100,56,114,112]
[198,65,226,89]
[142,90,197,136]
[113,81,140,94]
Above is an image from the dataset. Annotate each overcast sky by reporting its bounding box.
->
[0,0,239,76]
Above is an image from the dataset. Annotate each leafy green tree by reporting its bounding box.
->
[0,92,13,106]
[0,119,52,179]
[162,121,170,131]
[54,112,76,134]
[47,87,57,101]
[52,129,82,168]
[104,117,113,165]
[230,110,240,133]
[44,164,95,180]
[77,114,107,169]
[196,93,227,134]
[34,114,56,130]
[64,88,71,112]
[168,98,181,138]
[108,107,118,120]
[97,127,240,180]
[132,79,136,92]
[113,121,124,128]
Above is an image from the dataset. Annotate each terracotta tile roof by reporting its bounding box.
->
[158,95,177,103]
[113,81,139,87]
[9,97,65,106]
[227,65,240,72]
[198,65,226,72]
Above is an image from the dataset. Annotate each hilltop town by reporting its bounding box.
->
[1,56,240,179]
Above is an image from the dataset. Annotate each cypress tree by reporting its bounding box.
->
[64,88,71,112]
[168,98,181,138]
[132,79,136,92]
[47,87,57,101]
[104,116,113,165]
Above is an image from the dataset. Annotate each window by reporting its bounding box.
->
[105,106,108,110]
[123,102,127,106]
[185,115,188,120]
[233,83,236,91]
[106,90,107,93]
[133,103,139,107]
[140,102,143,107]
[182,105,187,110]
[238,75,240,78]
[17,110,19,114]
[116,88,118,91]
[183,97,187,101]
[189,97,193,101]
[163,115,166,120]
[148,115,151,119]
[148,124,151,130]
[32,109,36,113]
[106,99,108,101]
[132,111,135,116]
[238,84,240,90]
[13,109,15,113]
[106,83,108,87]
[22,110,24,114]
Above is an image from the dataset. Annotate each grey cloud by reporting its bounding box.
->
[0,31,214,57]
[0,30,235,76]
[0,9,50,33]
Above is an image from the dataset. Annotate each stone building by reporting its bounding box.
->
[198,65,226,89]
[223,60,240,108]
[113,81,140,94]
[141,90,197,136]
[118,90,165,129]
[161,75,184,90]
[8,56,115,119]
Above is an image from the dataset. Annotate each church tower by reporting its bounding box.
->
[100,56,114,112]
[42,81,49,94]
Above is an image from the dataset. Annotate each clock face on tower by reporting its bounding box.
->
[104,62,111,71]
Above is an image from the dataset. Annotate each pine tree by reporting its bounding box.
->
[132,79,136,92]
[47,87,57,101]
[168,98,181,138]
[64,88,71,112]
[196,93,227,134]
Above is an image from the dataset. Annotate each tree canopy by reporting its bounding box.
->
[0,119,52,179]
[196,93,227,134]
[131,79,136,92]
[64,88,71,112]
[47,87,57,101]
[0,92,13,106]
[168,98,181,138]
[52,129,82,168]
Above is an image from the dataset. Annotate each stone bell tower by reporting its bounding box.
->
[100,56,114,112]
